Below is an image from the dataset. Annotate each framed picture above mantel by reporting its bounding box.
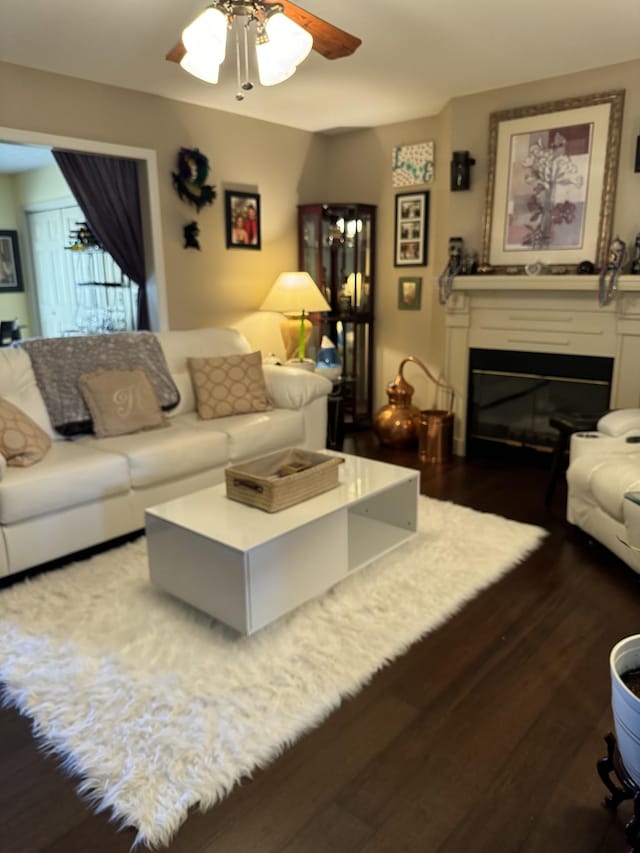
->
[481,90,625,274]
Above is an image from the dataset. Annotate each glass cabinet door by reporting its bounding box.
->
[298,203,376,429]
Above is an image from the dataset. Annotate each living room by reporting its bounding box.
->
[2,2,640,851]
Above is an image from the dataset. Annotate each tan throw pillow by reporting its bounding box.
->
[188,351,272,419]
[0,397,52,467]
[78,367,169,438]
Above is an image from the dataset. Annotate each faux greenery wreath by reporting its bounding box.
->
[172,147,216,212]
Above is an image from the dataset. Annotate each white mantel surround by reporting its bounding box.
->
[442,275,640,456]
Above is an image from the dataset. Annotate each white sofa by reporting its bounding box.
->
[567,409,640,572]
[0,328,331,579]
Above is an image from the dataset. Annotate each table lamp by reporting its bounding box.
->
[260,271,331,366]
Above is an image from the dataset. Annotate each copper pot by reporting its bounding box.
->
[373,370,420,448]
[373,356,455,450]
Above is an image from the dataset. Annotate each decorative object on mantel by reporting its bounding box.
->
[373,355,454,452]
[524,261,544,276]
[183,221,201,250]
[631,234,640,274]
[481,90,625,275]
[392,141,435,187]
[577,260,596,274]
[599,235,626,306]
[450,151,475,191]
[172,147,216,212]
[438,237,464,304]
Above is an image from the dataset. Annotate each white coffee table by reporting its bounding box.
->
[145,452,419,634]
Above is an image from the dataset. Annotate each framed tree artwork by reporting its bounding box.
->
[481,90,624,273]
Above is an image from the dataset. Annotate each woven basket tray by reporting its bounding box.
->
[225,448,342,513]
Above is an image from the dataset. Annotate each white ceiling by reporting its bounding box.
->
[1,0,640,133]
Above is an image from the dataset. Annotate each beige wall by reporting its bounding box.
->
[0,61,328,333]
[2,57,640,413]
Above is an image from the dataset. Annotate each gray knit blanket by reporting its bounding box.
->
[22,332,180,435]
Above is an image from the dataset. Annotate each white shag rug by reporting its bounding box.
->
[0,497,545,848]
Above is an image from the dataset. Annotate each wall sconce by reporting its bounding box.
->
[450,151,476,191]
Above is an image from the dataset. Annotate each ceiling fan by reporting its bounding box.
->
[166,1,362,79]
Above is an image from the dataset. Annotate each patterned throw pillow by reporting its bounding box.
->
[0,397,52,467]
[78,367,169,438]
[188,351,272,419]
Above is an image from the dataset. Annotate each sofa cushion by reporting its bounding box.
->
[0,346,57,439]
[188,351,271,419]
[0,441,130,525]
[86,423,229,488]
[0,398,52,467]
[21,332,180,435]
[78,367,169,438]
[156,328,252,417]
[175,409,304,461]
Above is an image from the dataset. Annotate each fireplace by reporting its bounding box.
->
[467,348,613,455]
[442,276,640,456]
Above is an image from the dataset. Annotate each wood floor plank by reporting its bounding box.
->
[1,438,638,852]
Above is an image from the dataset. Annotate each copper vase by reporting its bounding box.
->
[373,370,420,448]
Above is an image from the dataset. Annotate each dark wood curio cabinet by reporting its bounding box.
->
[297,203,376,429]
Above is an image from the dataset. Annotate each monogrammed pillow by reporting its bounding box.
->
[78,367,169,438]
[0,397,52,467]
[188,351,271,420]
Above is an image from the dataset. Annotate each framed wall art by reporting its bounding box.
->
[481,90,625,273]
[0,230,24,292]
[225,190,261,250]
[394,191,429,267]
[398,276,422,310]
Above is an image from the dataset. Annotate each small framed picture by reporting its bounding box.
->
[225,190,261,250]
[398,276,422,310]
[394,191,429,267]
[0,230,24,292]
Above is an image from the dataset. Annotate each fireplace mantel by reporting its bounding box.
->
[442,275,640,455]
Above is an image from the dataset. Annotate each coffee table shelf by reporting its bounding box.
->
[146,453,419,634]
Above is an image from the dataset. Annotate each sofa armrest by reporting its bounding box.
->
[262,364,332,410]
[598,409,640,437]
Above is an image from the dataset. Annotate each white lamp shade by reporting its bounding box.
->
[182,7,227,61]
[180,50,223,84]
[256,12,313,86]
[260,272,330,314]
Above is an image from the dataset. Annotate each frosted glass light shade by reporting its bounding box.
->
[256,12,313,86]
[260,272,330,314]
[182,7,227,61]
[180,50,223,84]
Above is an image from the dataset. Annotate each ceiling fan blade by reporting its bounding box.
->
[166,42,186,64]
[277,1,362,60]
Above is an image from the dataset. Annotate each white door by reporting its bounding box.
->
[27,203,82,337]
[27,204,138,337]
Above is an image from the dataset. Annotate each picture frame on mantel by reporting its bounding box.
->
[481,90,625,274]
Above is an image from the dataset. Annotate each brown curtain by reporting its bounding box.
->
[52,150,149,330]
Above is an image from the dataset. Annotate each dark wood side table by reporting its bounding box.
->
[327,382,344,451]
[545,411,604,505]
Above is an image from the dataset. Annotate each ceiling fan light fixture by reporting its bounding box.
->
[180,50,223,84]
[256,12,312,86]
[182,6,228,60]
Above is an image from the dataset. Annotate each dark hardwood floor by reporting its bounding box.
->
[2,434,640,853]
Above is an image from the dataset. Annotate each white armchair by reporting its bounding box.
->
[567,409,640,572]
